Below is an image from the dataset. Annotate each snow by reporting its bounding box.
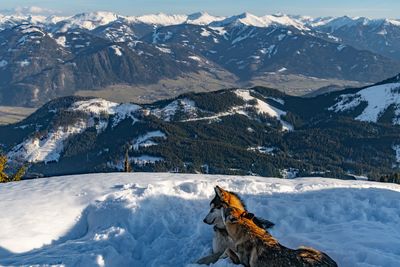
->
[189,55,202,62]
[388,19,400,26]
[212,13,308,30]
[135,13,187,26]
[110,45,123,56]
[156,46,172,53]
[8,121,88,163]
[55,36,66,47]
[268,97,285,105]
[316,16,355,31]
[280,168,299,179]
[7,99,143,164]
[57,12,120,32]
[18,59,30,67]
[329,82,400,124]
[200,28,211,37]
[0,59,8,68]
[72,98,141,127]
[132,131,166,150]
[151,98,197,121]
[133,155,164,166]
[247,146,276,154]
[263,44,277,57]
[277,33,286,41]
[1,173,400,266]
[393,145,400,163]
[235,89,293,131]
[337,44,346,51]
[186,12,225,25]
[131,12,224,26]
[231,28,256,44]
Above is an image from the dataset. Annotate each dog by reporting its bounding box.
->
[196,186,274,265]
[221,205,338,267]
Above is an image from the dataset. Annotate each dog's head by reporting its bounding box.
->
[213,185,246,211]
[203,205,225,228]
[221,205,243,225]
[203,186,246,228]
[221,204,278,246]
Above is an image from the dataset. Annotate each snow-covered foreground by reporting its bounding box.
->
[1,173,400,267]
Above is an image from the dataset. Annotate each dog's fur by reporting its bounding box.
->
[197,186,274,265]
[222,206,338,267]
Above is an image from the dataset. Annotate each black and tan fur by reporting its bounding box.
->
[197,186,274,265]
[222,206,338,267]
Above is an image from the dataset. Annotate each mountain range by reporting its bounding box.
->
[1,11,400,107]
[1,73,399,180]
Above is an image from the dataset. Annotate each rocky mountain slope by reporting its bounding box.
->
[1,12,400,107]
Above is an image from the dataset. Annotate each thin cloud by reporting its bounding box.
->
[0,6,61,16]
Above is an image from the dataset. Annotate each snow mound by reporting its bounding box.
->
[329,82,400,124]
[1,173,400,266]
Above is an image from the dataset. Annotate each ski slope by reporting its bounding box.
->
[0,173,400,266]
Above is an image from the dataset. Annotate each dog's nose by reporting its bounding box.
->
[203,218,207,224]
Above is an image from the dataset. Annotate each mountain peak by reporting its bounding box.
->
[186,12,225,25]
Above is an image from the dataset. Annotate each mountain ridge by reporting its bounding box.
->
[1,11,400,107]
[1,74,400,180]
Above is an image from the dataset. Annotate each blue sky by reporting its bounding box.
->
[0,0,398,18]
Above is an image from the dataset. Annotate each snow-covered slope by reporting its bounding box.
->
[211,12,308,30]
[329,82,400,124]
[8,98,141,163]
[1,173,399,266]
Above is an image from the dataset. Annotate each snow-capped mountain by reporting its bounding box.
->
[1,75,400,179]
[314,16,400,60]
[1,11,400,107]
[1,173,400,266]
[329,74,400,124]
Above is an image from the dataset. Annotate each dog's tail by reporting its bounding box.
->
[297,247,338,267]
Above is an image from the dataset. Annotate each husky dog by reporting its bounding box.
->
[221,206,338,267]
[197,186,274,265]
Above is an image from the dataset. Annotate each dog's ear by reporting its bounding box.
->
[243,212,255,220]
[214,186,223,198]
[253,217,275,229]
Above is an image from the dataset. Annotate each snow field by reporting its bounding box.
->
[1,174,400,266]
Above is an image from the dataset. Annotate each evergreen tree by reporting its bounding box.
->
[0,155,27,183]
[0,155,9,183]
[124,148,132,173]
[12,165,27,182]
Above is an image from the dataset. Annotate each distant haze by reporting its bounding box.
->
[0,0,399,19]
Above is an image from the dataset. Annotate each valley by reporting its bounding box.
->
[0,12,397,107]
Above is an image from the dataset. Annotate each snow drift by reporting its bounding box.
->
[0,173,400,266]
